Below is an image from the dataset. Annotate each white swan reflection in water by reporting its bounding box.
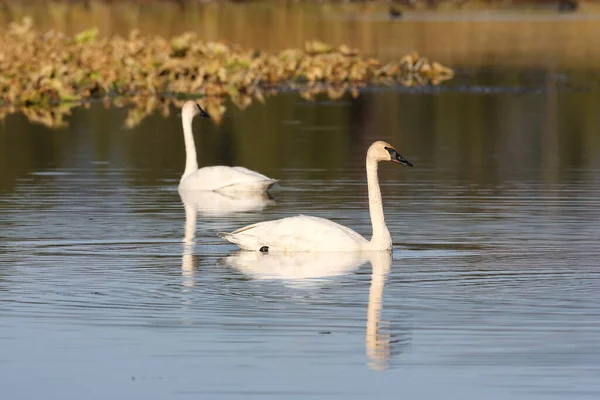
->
[180,189,275,288]
[221,250,408,371]
[179,189,274,218]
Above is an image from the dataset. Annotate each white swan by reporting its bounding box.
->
[178,101,277,193]
[218,141,413,252]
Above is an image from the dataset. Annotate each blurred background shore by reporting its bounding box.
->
[2,0,599,68]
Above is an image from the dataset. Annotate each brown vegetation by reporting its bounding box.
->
[0,17,453,127]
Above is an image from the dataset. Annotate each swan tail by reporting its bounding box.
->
[216,179,277,194]
[217,232,233,241]
[218,232,262,251]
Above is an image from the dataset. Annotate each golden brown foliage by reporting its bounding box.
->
[0,17,454,128]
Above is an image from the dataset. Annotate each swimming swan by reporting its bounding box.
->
[218,141,413,252]
[178,101,277,193]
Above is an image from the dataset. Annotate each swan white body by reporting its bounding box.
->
[178,101,277,193]
[218,141,413,252]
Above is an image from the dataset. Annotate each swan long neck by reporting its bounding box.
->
[182,112,198,180]
[366,158,391,250]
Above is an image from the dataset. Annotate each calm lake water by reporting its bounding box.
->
[2,30,600,398]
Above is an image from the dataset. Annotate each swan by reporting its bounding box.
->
[178,100,277,193]
[218,141,413,252]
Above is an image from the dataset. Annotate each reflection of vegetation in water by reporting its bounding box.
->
[0,17,453,128]
[2,83,598,193]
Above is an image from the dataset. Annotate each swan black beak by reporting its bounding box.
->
[196,103,210,118]
[386,147,413,167]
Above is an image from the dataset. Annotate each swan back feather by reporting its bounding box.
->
[218,215,368,252]
[179,165,277,192]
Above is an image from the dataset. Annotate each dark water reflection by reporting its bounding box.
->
[1,78,600,398]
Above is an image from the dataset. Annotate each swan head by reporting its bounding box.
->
[368,141,413,167]
[182,100,210,120]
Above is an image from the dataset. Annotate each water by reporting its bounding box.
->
[2,78,600,398]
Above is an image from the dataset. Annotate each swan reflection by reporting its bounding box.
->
[221,250,402,370]
[221,251,369,284]
[181,201,196,289]
[179,189,274,217]
[180,189,274,288]
[365,251,393,371]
